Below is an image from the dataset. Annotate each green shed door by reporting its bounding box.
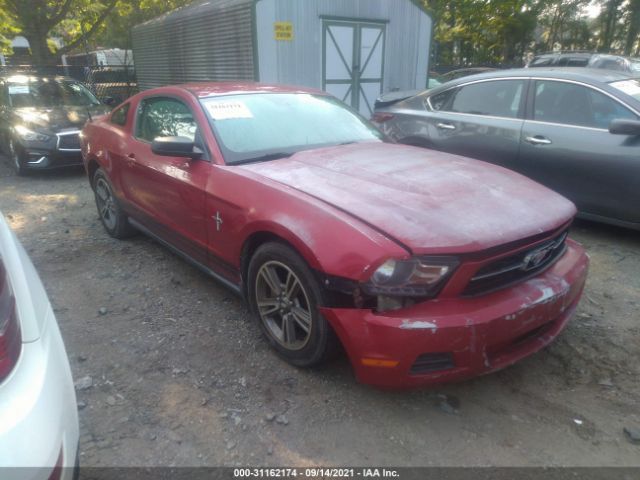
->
[322,20,385,116]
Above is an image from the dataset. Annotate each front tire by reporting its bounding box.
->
[93,168,136,239]
[8,138,27,176]
[247,242,338,367]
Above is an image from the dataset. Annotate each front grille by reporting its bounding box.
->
[462,230,568,296]
[57,132,81,151]
[410,352,455,375]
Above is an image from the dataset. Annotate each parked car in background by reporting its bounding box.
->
[435,67,498,83]
[0,74,111,175]
[379,68,500,110]
[81,82,588,388]
[0,211,79,477]
[527,52,640,74]
[373,68,640,230]
[427,77,442,89]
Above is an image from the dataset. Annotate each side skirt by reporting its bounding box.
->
[128,217,244,298]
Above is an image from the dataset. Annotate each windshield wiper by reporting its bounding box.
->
[232,152,293,165]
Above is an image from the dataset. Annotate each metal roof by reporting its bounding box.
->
[133,0,253,29]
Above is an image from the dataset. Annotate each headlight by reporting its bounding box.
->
[362,256,459,297]
[14,125,51,142]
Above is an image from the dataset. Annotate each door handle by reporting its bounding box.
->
[525,136,552,145]
[125,153,136,166]
[437,122,456,130]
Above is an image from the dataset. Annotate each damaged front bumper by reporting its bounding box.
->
[322,239,589,388]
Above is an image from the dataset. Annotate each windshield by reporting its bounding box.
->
[610,79,640,101]
[7,77,101,108]
[200,93,383,164]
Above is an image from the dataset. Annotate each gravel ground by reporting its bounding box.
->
[0,157,639,467]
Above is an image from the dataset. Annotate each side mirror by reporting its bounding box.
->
[103,96,117,106]
[151,136,202,158]
[609,118,640,136]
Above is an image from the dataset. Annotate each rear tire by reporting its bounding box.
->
[247,242,339,367]
[93,168,136,239]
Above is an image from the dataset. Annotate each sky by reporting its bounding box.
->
[585,2,601,18]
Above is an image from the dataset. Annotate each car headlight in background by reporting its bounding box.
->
[14,125,51,142]
[362,256,459,298]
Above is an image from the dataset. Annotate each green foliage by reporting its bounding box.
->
[0,0,638,65]
[92,0,192,49]
[0,0,190,63]
[425,0,640,65]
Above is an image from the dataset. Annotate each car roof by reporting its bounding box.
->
[177,82,327,98]
[534,52,593,58]
[434,67,639,88]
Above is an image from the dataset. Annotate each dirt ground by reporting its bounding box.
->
[0,157,639,468]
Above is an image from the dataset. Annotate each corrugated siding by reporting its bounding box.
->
[132,0,254,90]
[255,0,431,93]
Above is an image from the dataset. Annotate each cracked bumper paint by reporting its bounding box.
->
[322,239,589,388]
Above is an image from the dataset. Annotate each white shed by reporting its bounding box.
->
[132,0,432,116]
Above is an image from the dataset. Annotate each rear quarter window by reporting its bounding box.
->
[446,80,524,118]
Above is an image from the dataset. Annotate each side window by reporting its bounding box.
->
[446,80,524,118]
[427,88,456,111]
[591,58,626,72]
[567,57,589,67]
[529,57,553,67]
[110,103,130,126]
[135,97,197,142]
[533,81,637,129]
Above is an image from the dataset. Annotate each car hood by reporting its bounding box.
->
[240,143,576,254]
[12,105,110,133]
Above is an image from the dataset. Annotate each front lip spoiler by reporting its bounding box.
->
[27,156,47,165]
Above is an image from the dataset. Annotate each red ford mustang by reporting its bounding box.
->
[80,82,589,388]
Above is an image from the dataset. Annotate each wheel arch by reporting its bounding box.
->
[239,227,322,298]
[86,157,101,187]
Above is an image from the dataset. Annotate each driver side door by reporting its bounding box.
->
[124,95,211,264]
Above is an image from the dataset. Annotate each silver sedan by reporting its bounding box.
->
[373,68,640,230]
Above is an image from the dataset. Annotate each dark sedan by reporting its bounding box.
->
[373,68,640,230]
[0,74,110,175]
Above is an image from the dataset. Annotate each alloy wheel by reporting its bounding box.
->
[255,260,313,350]
[95,178,118,231]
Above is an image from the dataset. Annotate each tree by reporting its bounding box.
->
[0,0,193,64]
[91,0,192,50]
[538,0,592,51]
[0,0,118,64]
[597,0,624,52]
[623,0,640,55]
[0,8,19,56]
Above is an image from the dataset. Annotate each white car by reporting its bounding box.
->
[0,211,79,479]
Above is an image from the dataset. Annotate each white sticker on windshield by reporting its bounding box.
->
[612,80,640,96]
[205,100,253,120]
[8,85,29,94]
